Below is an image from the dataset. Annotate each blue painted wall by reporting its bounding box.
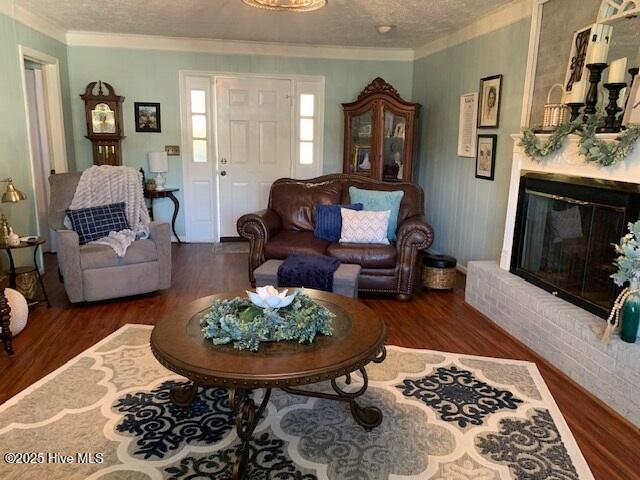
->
[0,13,74,242]
[66,47,414,237]
[412,19,531,266]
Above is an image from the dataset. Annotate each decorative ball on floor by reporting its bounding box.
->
[4,288,28,335]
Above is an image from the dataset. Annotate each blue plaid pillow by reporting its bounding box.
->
[66,202,130,245]
[314,203,363,242]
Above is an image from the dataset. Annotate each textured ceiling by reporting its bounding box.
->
[15,0,514,48]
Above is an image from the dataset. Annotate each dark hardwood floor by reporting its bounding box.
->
[1,244,638,479]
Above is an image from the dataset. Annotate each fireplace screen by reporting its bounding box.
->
[512,174,640,318]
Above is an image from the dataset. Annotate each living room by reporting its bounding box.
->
[0,0,639,478]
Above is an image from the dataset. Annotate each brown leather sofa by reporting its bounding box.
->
[237,174,434,299]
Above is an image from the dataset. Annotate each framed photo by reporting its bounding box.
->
[623,77,640,126]
[353,144,372,174]
[478,75,502,128]
[457,92,478,157]
[359,123,372,136]
[475,135,497,181]
[134,102,161,133]
[393,122,405,139]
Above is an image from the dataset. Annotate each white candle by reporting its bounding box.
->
[568,78,587,103]
[587,41,609,64]
[608,57,628,83]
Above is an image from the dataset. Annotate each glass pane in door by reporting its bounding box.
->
[348,109,373,176]
[382,108,407,182]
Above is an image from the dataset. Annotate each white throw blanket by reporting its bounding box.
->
[65,165,150,257]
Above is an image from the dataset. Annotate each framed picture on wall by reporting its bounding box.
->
[134,102,161,133]
[478,75,502,128]
[476,135,497,180]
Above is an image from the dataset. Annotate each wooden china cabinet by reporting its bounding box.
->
[342,77,420,182]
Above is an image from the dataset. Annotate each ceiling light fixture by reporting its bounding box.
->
[377,25,395,34]
[242,0,327,12]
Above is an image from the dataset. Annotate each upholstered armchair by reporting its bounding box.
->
[48,172,172,303]
[238,174,434,299]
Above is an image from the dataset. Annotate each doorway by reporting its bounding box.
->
[23,62,52,249]
[216,76,293,238]
[180,72,325,243]
[19,46,69,253]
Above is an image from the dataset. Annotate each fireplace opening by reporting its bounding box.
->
[511,172,640,318]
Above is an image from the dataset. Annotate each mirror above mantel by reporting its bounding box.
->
[529,0,640,128]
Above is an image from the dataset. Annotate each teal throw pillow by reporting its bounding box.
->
[348,186,404,241]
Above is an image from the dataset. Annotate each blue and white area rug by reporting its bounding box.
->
[0,325,593,479]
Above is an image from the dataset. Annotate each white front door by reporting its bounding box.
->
[215,77,293,238]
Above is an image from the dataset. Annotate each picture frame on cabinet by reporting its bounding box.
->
[353,144,372,174]
[478,75,502,128]
[476,135,497,181]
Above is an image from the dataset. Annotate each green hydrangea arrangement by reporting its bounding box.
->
[578,118,640,167]
[611,220,640,287]
[200,291,334,351]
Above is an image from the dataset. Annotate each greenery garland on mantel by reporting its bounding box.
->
[520,116,640,167]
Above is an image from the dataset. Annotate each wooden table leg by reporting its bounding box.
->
[33,245,50,308]
[6,249,16,289]
[166,191,182,244]
[148,197,155,221]
[229,388,272,480]
[0,289,14,356]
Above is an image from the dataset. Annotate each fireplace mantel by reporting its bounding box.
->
[500,133,640,270]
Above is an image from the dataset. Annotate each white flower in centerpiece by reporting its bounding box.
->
[247,285,297,309]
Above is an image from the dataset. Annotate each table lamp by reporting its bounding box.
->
[0,178,26,247]
[148,152,168,191]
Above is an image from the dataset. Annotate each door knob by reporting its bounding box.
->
[220,157,228,165]
[220,171,227,176]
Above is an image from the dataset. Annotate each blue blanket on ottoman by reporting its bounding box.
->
[277,255,341,292]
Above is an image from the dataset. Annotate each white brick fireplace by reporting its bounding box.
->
[466,133,640,426]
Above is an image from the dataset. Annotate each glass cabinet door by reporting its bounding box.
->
[346,108,374,177]
[381,107,408,182]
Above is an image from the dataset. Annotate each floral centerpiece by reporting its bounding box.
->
[604,221,640,343]
[201,286,334,351]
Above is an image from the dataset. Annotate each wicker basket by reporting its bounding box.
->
[541,84,569,131]
[422,254,457,290]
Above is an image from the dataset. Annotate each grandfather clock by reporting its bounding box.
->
[81,81,125,166]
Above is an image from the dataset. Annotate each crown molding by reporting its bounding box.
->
[0,0,66,44]
[65,30,415,62]
[2,0,536,63]
[413,0,533,60]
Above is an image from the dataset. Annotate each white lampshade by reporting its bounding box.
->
[148,151,168,173]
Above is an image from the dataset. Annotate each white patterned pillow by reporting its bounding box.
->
[339,208,390,245]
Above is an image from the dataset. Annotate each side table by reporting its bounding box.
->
[144,188,182,244]
[1,238,50,308]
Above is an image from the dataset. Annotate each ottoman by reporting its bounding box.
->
[254,259,361,298]
[422,253,457,290]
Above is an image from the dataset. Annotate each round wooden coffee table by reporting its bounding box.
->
[151,289,386,480]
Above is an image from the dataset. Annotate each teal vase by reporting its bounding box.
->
[621,281,640,343]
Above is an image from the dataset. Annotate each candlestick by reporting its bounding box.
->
[608,57,628,83]
[583,63,608,122]
[567,102,584,122]
[598,82,626,133]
